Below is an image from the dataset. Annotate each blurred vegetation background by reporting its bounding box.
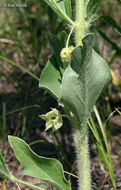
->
[0,0,121,189]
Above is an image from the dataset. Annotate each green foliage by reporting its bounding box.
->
[8,136,71,190]
[0,0,119,189]
[95,15,121,52]
[116,108,121,115]
[101,16,121,36]
[61,34,112,128]
[42,0,73,25]
[40,33,113,189]
[0,1,54,138]
[47,33,64,73]
[39,34,63,99]
[116,0,121,3]
[95,27,121,55]
[63,0,72,18]
[0,152,10,179]
[86,0,102,20]
[0,56,39,81]
[89,108,116,188]
[40,34,112,116]
[0,152,46,190]
[39,55,62,99]
[95,2,121,68]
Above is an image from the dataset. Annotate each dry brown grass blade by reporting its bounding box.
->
[0,181,7,190]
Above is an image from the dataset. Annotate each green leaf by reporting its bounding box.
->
[97,144,114,178]
[0,152,10,179]
[39,56,61,99]
[101,16,121,36]
[8,136,71,190]
[42,0,73,25]
[116,0,121,4]
[43,0,66,18]
[61,34,112,129]
[54,0,66,15]
[47,34,63,71]
[86,0,102,20]
[63,0,72,18]
[39,34,63,99]
[116,108,121,115]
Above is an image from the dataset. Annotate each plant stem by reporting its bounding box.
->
[73,0,91,189]
[73,122,91,190]
[10,176,45,190]
[75,0,85,46]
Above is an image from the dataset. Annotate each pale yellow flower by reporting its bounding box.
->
[39,108,63,132]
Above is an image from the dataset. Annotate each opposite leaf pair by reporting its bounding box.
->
[39,33,112,127]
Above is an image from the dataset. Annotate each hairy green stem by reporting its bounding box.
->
[73,122,91,190]
[74,0,91,189]
[75,0,85,46]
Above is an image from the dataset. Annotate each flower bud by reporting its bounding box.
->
[60,46,74,63]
